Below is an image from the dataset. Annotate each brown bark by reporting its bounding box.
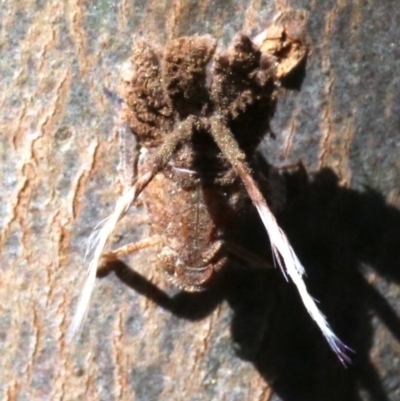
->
[1,1,399,400]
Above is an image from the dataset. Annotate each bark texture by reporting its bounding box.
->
[1,1,399,400]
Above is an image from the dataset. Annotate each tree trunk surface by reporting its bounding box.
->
[1,1,400,400]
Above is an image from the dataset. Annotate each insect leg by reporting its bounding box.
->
[117,120,138,188]
[103,87,139,188]
[209,116,350,363]
[225,242,273,269]
[103,235,162,260]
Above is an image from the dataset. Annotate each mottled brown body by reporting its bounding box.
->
[141,154,250,290]
[119,33,292,290]
[71,25,349,363]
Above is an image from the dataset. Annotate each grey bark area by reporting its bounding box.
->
[1,1,399,400]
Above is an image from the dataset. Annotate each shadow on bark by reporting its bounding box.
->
[101,165,400,401]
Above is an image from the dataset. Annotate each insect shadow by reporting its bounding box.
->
[102,164,400,401]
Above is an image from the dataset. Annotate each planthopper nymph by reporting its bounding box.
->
[69,25,350,364]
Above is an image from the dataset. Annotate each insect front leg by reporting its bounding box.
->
[103,87,139,188]
[117,120,139,188]
[225,242,273,269]
[103,235,162,261]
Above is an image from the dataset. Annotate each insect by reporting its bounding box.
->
[69,27,349,363]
